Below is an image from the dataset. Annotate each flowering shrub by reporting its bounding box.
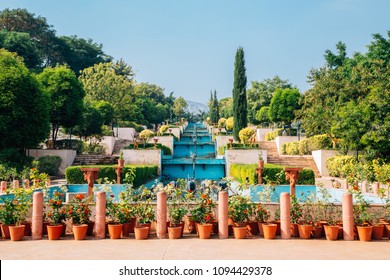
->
[67,194,92,224]
[238,127,255,145]
[46,191,66,225]
[253,203,270,223]
[225,117,234,131]
[228,195,252,225]
[190,192,216,224]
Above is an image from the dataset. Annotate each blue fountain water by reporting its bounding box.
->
[162,123,226,180]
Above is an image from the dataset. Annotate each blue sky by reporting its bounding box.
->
[1,0,389,103]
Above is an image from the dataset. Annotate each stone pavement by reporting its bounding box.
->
[1,234,389,260]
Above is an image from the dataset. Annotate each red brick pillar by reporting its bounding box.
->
[0,181,6,194]
[157,191,167,239]
[95,191,106,239]
[280,192,291,239]
[218,191,229,239]
[342,193,354,241]
[13,180,19,189]
[31,192,44,240]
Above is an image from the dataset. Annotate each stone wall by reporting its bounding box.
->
[148,136,174,156]
[100,136,116,155]
[27,149,77,175]
[117,127,135,140]
[312,150,341,177]
[122,149,162,175]
[225,149,268,177]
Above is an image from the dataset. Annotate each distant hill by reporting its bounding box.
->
[185,100,209,114]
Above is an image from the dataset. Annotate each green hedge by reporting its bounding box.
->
[326,155,356,178]
[230,163,315,185]
[281,134,333,155]
[65,165,158,187]
[225,143,261,150]
[265,128,297,141]
[124,143,171,155]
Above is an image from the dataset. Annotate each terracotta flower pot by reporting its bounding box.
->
[42,221,50,235]
[168,226,182,239]
[372,224,384,240]
[385,224,390,239]
[122,222,131,237]
[262,223,277,239]
[198,223,213,239]
[10,225,25,241]
[312,225,323,239]
[324,225,339,241]
[298,224,313,239]
[108,224,123,239]
[247,221,259,235]
[185,215,196,234]
[357,225,373,242]
[118,159,125,168]
[134,226,149,240]
[257,222,265,237]
[23,221,32,236]
[72,224,88,240]
[139,223,151,236]
[233,226,247,239]
[87,221,95,236]
[47,224,63,240]
[1,224,12,239]
[290,223,299,237]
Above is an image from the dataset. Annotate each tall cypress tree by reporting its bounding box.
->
[213,90,220,122]
[208,90,216,123]
[232,47,247,140]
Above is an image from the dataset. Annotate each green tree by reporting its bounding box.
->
[0,8,65,67]
[247,76,293,124]
[255,106,270,125]
[92,100,115,126]
[268,88,301,126]
[173,97,188,121]
[232,47,247,140]
[80,61,135,123]
[0,30,41,69]
[213,90,220,123]
[60,35,111,75]
[0,49,50,152]
[37,65,85,144]
[71,103,103,140]
[219,97,233,118]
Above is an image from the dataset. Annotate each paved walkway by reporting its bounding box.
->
[1,234,389,260]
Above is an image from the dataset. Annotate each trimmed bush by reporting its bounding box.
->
[326,155,356,178]
[124,143,171,155]
[282,134,333,155]
[230,163,315,185]
[36,155,62,176]
[225,143,261,150]
[65,165,158,187]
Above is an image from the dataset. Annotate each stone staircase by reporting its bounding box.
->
[112,139,132,156]
[72,154,118,166]
[258,141,321,178]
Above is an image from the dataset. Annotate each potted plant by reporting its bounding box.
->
[228,195,252,239]
[67,193,92,240]
[46,191,67,240]
[134,203,155,239]
[322,198,342,241]
[117,187,137,237]
[298,194,314,239]
[253,203,270,237]
[106,194,127,239]
[0,199,18,239]
[5,188,32,241]
[290,195,302,237]
[258,152,264,168]
[118,151,125,167]
[190,192,216,239]
[168,204,187,239]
